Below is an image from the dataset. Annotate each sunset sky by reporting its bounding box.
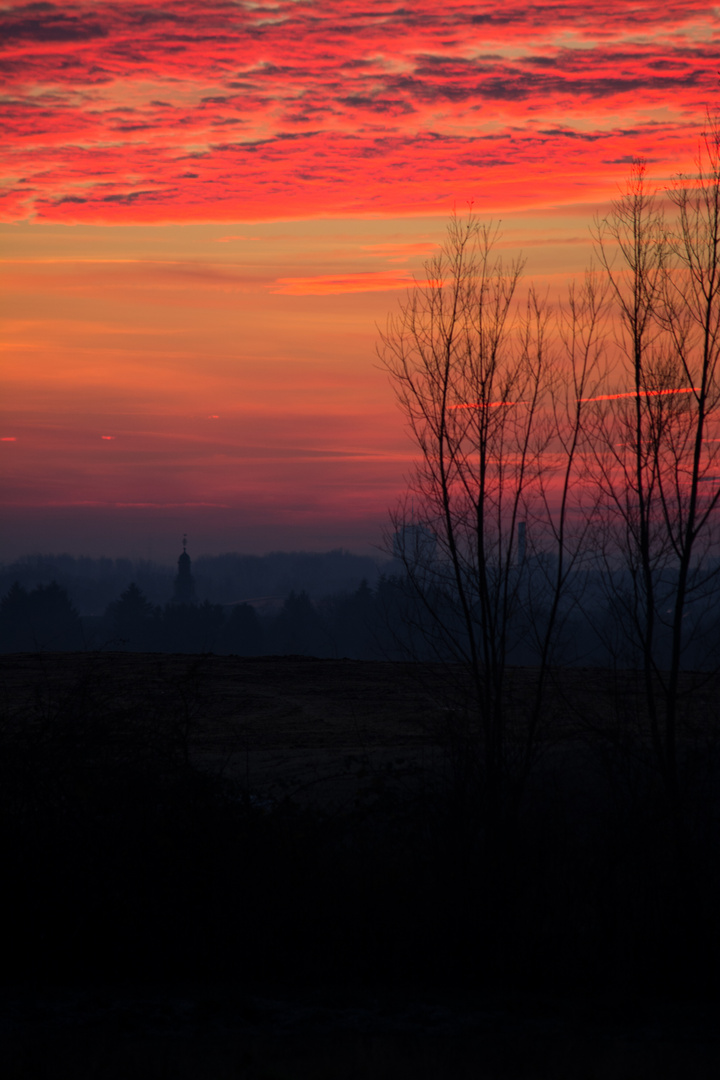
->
[1,0,717,561]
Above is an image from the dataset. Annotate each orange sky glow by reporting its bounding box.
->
[1,0,718,559]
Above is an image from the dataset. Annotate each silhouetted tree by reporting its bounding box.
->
[220,602,264,655]
[270,590,330,656]
[379,214,603,821]
[161,600,226,654]
[106,583,159,651]
[0,579,83,651]
[328,579,379,658]
[0,581,32,651]
[590,123,720,812]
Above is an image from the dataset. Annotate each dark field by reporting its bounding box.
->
[4,651,716,808]
[1,653,719,1077]
[1,653,464,809]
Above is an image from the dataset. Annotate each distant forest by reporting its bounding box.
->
[0,549,392,658]
[2,547,720,667]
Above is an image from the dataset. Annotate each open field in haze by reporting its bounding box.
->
[3,651,719,808]
[1,653,452,810]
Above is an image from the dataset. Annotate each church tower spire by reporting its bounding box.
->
[173,534,196,604]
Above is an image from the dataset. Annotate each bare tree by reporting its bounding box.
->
[591,126,720,813]
[591,161,672,780]
[378,215,603,822]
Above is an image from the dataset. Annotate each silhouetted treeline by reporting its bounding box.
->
[0,549,385,615]
[103,584,266,655]
[3,560,720,663]
[0,581,84,652]
[0,574,378,657]
[0,574,406,658]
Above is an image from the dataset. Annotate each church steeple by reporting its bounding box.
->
[173,534,196,604]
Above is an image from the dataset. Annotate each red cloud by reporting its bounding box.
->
[1,1,716,223]
[270,271,417,294]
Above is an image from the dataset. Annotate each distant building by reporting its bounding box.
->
[392,522,437,567]
[172,535,196,604]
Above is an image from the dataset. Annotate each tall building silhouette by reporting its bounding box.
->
[173,534,196,604]
[392,521,437,567]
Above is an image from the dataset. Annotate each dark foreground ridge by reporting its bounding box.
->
[1,652,719,1077]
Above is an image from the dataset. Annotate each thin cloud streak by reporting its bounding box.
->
[270,271,417,294]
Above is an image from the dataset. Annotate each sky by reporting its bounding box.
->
[0,0,717,562]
